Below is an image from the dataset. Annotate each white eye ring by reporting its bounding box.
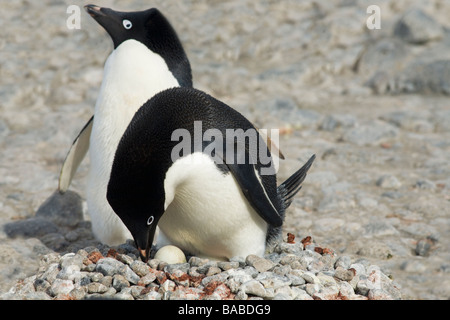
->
[123,19,132,29]
[147,216,154,226]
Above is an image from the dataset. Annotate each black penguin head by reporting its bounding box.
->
[105,134,168,262]
[106,183,164,262]
[85,4,192,87]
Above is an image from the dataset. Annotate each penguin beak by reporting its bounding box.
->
[135,218,159,262]
[84,5,106,18]
[84,4,123,24]
[84,5,129,49]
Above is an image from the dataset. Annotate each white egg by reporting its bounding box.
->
[154,245,187,264]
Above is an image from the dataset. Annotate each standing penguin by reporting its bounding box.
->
[59,5,193,245]
[107,87,315,261]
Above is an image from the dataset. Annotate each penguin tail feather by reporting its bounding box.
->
[277,154,316,209]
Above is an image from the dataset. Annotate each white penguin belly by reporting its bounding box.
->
[87,40,179,245]
[158,153,269,260]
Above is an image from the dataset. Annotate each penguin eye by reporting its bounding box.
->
[147,216,154,226]
[122,19,132,30]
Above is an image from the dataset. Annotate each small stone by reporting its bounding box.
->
[292,287,313,300]
[39,263,60,284]
[217,261,239,271]
[159,279,176,293]
[174,286,203,300]
[334,267,355,282]
[138,272,157,286]
[188,256,210,267]
[204,282,232,300]
[229,256,246,267]
[273,292,292,300]
[206,266,222,277]
[130,285,145,298]
[245,255,275,272]
[201,272,229,287]
[235,290,248,300]
[60,252,84,269]
[33,278,51,292]
[121,265,140,284]
[57,264,81,281]
[41,253,61,266]
[155,270,168,285]
[112,274,130,292]
[50,279,74,296]
[355,277,371,296]
[313,285,340,300]
[334,255,351,269]
[81,263,96,272]
[394,9,443,44]
[240,280,268,298]
[316,273,337,287]
[157,261,168,271]
[87,282,109,294]
[305,283,321,296]
[415,237,435,257]
[167,269,190,287]
[116,253,134,265]
[164,262,191,274]
[255,272,291,290]
[89,272,104,282]
[338,281,356,299]
[130,260,151,277]
[87,251,104,264]
[286,273,305,286]
[99,275,113,287]
[95,257,124,276]
[114,288,134,300]
[141,290,163,300]
[301,271,320,284]
[376,175,402,189]
[349,263,366,276]
[279,254,299,266]
[147,258,161,269]
[68,288,87,300]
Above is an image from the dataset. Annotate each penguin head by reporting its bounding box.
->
[85,4,192,87]
[105,131,169,262]
[106,177,165,262]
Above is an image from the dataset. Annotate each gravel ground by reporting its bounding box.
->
[1,0,449,300]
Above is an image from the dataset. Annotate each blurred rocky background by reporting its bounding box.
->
[0,0,449,299]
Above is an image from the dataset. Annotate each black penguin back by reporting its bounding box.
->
[107,87,285,245]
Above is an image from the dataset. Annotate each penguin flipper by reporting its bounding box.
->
[226,162,283,227]
[277,154,316,209]
[58,116,94,193]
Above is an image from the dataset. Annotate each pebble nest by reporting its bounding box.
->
[2,235,401,300]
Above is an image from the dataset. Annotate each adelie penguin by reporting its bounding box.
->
[107,87,316,262]
[59,5,193,245]
[58,5,284,246]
